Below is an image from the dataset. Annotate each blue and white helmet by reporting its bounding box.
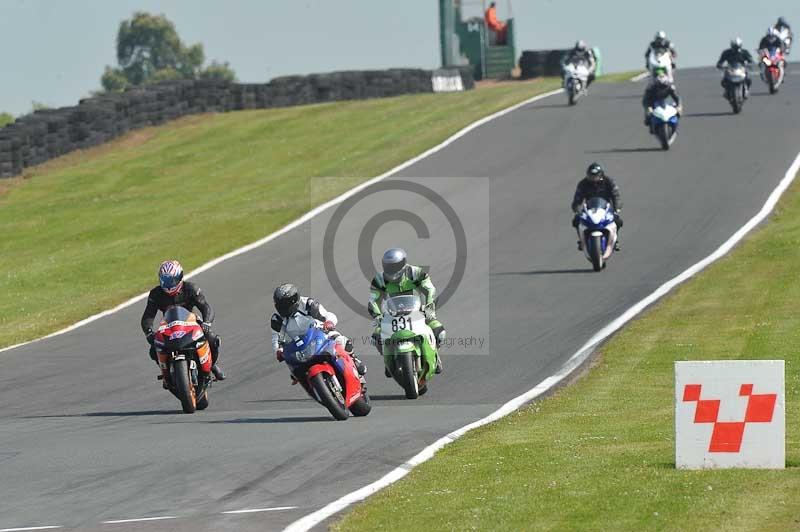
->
[159,260,184,296]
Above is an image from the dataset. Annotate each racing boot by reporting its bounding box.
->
[344,339,366,376]
[433,327,446,375]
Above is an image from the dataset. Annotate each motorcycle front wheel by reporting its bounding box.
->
[311,373,349,420]
[590,235,604,272]
[397,352,419,399]
[173,359,196,414]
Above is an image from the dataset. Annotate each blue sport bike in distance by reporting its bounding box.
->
[577,197,619,271]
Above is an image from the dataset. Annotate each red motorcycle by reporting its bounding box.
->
[154,306,213,413]
[282,325,371,420]
[759,47,786,94]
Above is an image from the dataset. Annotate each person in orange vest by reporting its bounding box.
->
[485,2,507,45]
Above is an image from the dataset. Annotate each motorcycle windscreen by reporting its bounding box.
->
[163,305,193,324]
[586,197,610,211]
[385,295,422,316]
[284,326,329,365]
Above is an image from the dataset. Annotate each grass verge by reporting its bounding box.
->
[335,172,800,531]
[0,78,560,348]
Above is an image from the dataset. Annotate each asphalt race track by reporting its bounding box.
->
[2,67,799,532]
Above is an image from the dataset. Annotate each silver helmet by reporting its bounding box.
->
[381,248,407,282]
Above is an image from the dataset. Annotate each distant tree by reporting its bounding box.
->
[198,61,237,82]
[0,112,13,127]
[100,11,236,91]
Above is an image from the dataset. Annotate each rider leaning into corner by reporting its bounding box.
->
[716,37,754,98]
[271,283,366,383]
[644,30,678,70]
[642,70,683,126]
[141,260,226,381]
[561,41,598,86]
[368,248,445,375]
[571,163,623,251]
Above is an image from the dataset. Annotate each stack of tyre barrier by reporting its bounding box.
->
[519,49,570,79]
[0,67,473,178]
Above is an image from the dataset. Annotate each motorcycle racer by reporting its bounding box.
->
[571,163,623,251]
[368,248,444,374]
[716,37,754,98]
[561,41,597,87]
[141,260,225,381]
[271,283,366,382]
[759,27,787,54]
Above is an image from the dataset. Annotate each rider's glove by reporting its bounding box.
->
[424,304,437,321]
[276,348,284,362]
[145,330,155,346]
[323,320,336,332]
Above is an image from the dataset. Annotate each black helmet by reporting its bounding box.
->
[382,248,407,282]
[273,283,300,318]
[778,16,788,27]
[586,162,605,183]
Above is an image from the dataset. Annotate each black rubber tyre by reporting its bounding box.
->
[173,359,196,414]
[398,352,419,399]
[590,234,604,272]
[349,392,372,417]
[311,373,349,420]
[568,85,576,106]
[659,123,670,150]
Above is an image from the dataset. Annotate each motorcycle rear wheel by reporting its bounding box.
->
[173,360,196,414]
[311,373,349,420]
[349,392,372,417]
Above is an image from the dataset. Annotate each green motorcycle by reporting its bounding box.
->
[380,295,438,399]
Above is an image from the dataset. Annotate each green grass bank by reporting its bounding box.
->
[0,78,562,348]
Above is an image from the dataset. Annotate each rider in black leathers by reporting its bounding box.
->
[571,162,623,251]
[716,38,754,97]
[141,260,225,381]
[759,28,787,54]
[642,72,682,126]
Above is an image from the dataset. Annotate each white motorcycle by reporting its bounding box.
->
[647,46,675,82]
[775,27,792,54]
[563,59,591,105]
[577,197,618,272]
[647,100,680,150]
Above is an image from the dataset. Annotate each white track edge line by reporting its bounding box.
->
[0,527,62,532]
[221,506,298,514]
[630,71,649,82]
[101,516,177,524]
[283,152,800,532]
[0,87,563,356]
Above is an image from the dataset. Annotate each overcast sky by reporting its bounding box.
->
[1,0,798,114]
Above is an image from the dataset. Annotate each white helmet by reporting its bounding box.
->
[767,26,778,38]
[655,30,667,40]
[575,40,587,51]
[731,37,743,49]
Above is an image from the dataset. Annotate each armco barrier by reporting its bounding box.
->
[0,67,473,178]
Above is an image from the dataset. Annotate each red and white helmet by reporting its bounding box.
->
[158,260,184,296]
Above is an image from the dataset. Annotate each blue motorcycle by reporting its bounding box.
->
[282,323,371,420]
[647,99,679,150]
[577,197,618,271]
